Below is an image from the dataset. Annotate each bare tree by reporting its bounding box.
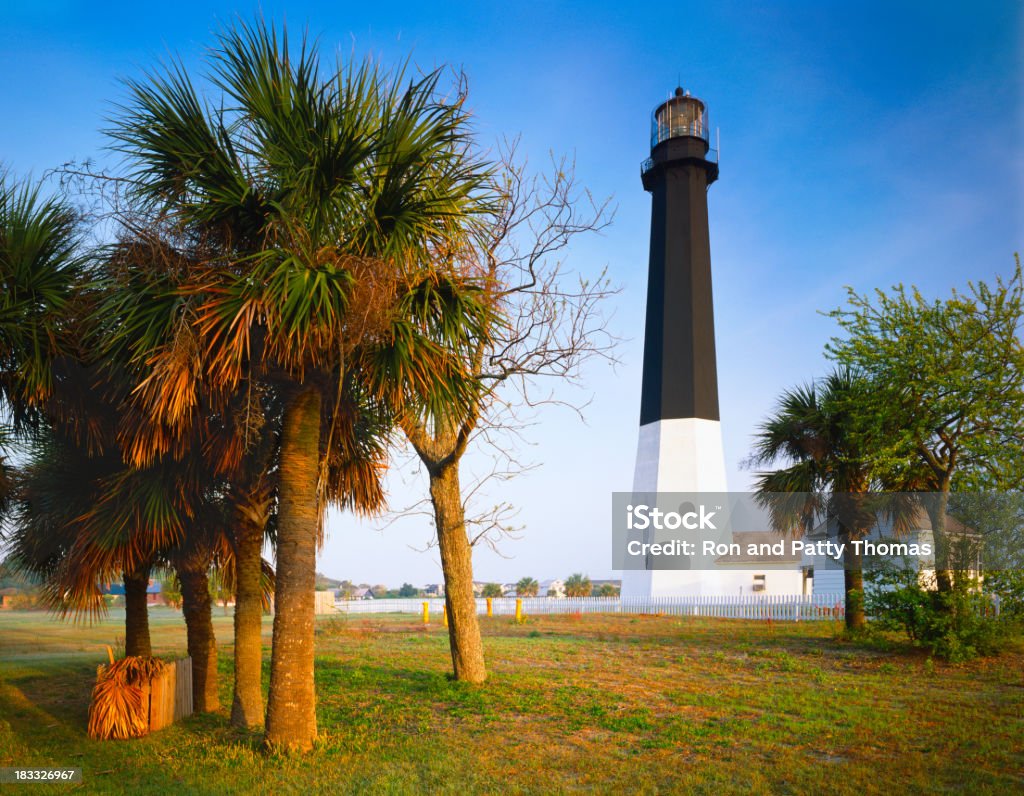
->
[401,141,617,682]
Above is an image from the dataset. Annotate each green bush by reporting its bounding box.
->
[865,568,1011,662]
[983,570,1024,618]
[7,591,44,610]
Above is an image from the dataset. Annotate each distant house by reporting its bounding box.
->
[101,579,166,606]
[423,584,444,597]
[713,532,805,595]
[800,508,980,597]
[539,579,565,598]
[501,584,518,597]
[0,587,22,609]
[333,586,373,600]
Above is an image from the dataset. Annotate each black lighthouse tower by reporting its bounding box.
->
[623,87,727,597]
[639,88,720,426]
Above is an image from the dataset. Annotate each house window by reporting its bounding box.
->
[752,574,766,592]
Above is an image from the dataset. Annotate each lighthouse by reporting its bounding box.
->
[622,88,728,598]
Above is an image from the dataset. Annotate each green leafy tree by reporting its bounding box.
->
[516,576,539,597]
[161,573,183,609]
[398,583,420,598]
[207,569,233,614]
[564,573,592,597]
[597,583,620,597]
[827,259,1024,590]
[949,491,1024,613]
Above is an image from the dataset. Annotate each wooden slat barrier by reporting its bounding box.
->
[314,591,338,614]
[147,657,192,731]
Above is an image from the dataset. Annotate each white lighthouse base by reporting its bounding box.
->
[621,417,729,598]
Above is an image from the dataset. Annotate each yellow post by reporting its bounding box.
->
[422,601,429,624]
[515,598,523,623]
[486,597,493,617]
[443,604,448,627]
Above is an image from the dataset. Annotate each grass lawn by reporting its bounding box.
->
[0,608,1021,794]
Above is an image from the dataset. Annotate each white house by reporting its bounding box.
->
[539,579,565,598]
[713,531,806,595]
[800,507,980,597]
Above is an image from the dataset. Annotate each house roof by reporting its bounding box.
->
[102,581,162,595]
[809,507,979,539]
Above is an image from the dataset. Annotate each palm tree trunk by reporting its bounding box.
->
[179,563,220,713]
[265,387,320,752]
[429,463,486,683]
[843,555,866,630]
[232,514,265,728]
[841,525,866,630]
[123,567,152,657]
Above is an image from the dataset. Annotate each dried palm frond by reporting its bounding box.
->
[86,655,165,740]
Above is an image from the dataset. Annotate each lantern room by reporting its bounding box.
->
[651,87,709,149]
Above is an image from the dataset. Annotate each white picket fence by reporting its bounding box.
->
[330,594,846,622]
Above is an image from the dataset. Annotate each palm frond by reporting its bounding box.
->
[0,173,86,427]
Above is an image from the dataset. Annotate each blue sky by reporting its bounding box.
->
[2,1,1021,586]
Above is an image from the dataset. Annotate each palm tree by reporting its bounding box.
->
[0,174,85,429]
[10,432,159,654]
[0,428,13,525]
[516,577,539,597]
[0,171,85,535]
[0,173,165,652]
[227,466,275,729]
[6,282,280,715]
[0,171,211,667]
[104,20,491,752]
[10,426,223,703]
[750,370,915,629]
[564,573,592,597]
[0,169,267,715]
[480,582,503,598]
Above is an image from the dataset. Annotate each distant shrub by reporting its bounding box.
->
[866,568,1014,662]
[983,570,1024,618]
[7,591,44,610]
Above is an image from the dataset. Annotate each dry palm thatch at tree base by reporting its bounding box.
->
[87,655,190,740]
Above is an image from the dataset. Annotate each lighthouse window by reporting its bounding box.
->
[655,101,705,140]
